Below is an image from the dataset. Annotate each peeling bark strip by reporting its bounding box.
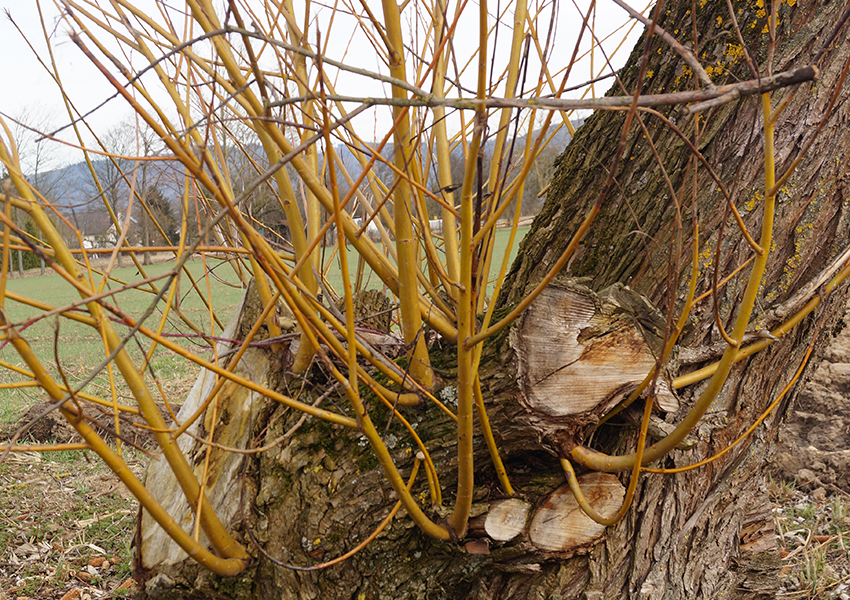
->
[138,289,271,574]
[510,279,677,450]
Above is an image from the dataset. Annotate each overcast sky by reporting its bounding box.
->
[0,1,647,171]
[1,2,125,166]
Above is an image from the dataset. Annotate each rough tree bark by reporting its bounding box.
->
[136,1,850,598]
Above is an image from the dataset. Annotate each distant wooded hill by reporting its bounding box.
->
[32,124,575,246]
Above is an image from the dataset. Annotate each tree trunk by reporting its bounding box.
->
[143,210,152,266]
[135,1,850,598]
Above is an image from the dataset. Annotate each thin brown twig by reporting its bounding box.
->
[267,66,818,113]
[609,0,715,89]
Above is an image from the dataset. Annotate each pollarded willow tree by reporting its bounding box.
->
[2,0,850,598]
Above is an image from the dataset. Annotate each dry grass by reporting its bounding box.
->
[770,478,850,599]
[0,450,144,600]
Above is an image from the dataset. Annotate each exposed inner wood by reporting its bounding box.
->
[511,279,678,430]
[483,498,531,542]
[139,289,270,569]
[527,472,625,554]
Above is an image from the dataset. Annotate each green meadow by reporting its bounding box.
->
[0,227,528,422]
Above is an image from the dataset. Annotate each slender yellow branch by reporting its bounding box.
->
[447,0,490,539]
[571,93,779,473]
[0,128,247,560]
[561,390,655,526]
[646,341,815,474]
[380,0,434,390]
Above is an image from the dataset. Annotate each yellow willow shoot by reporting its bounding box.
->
[2,0,841,580]
[570,93,779,474]
[379,0,435,391]
[431,0,461,291]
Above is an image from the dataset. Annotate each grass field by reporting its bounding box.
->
[0,227,529,425]
[0,257,245,423]
[0,451,143,599]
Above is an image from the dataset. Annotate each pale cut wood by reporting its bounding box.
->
[483,498,531,542]
[511,279,678,426]
[528,472,625,554]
